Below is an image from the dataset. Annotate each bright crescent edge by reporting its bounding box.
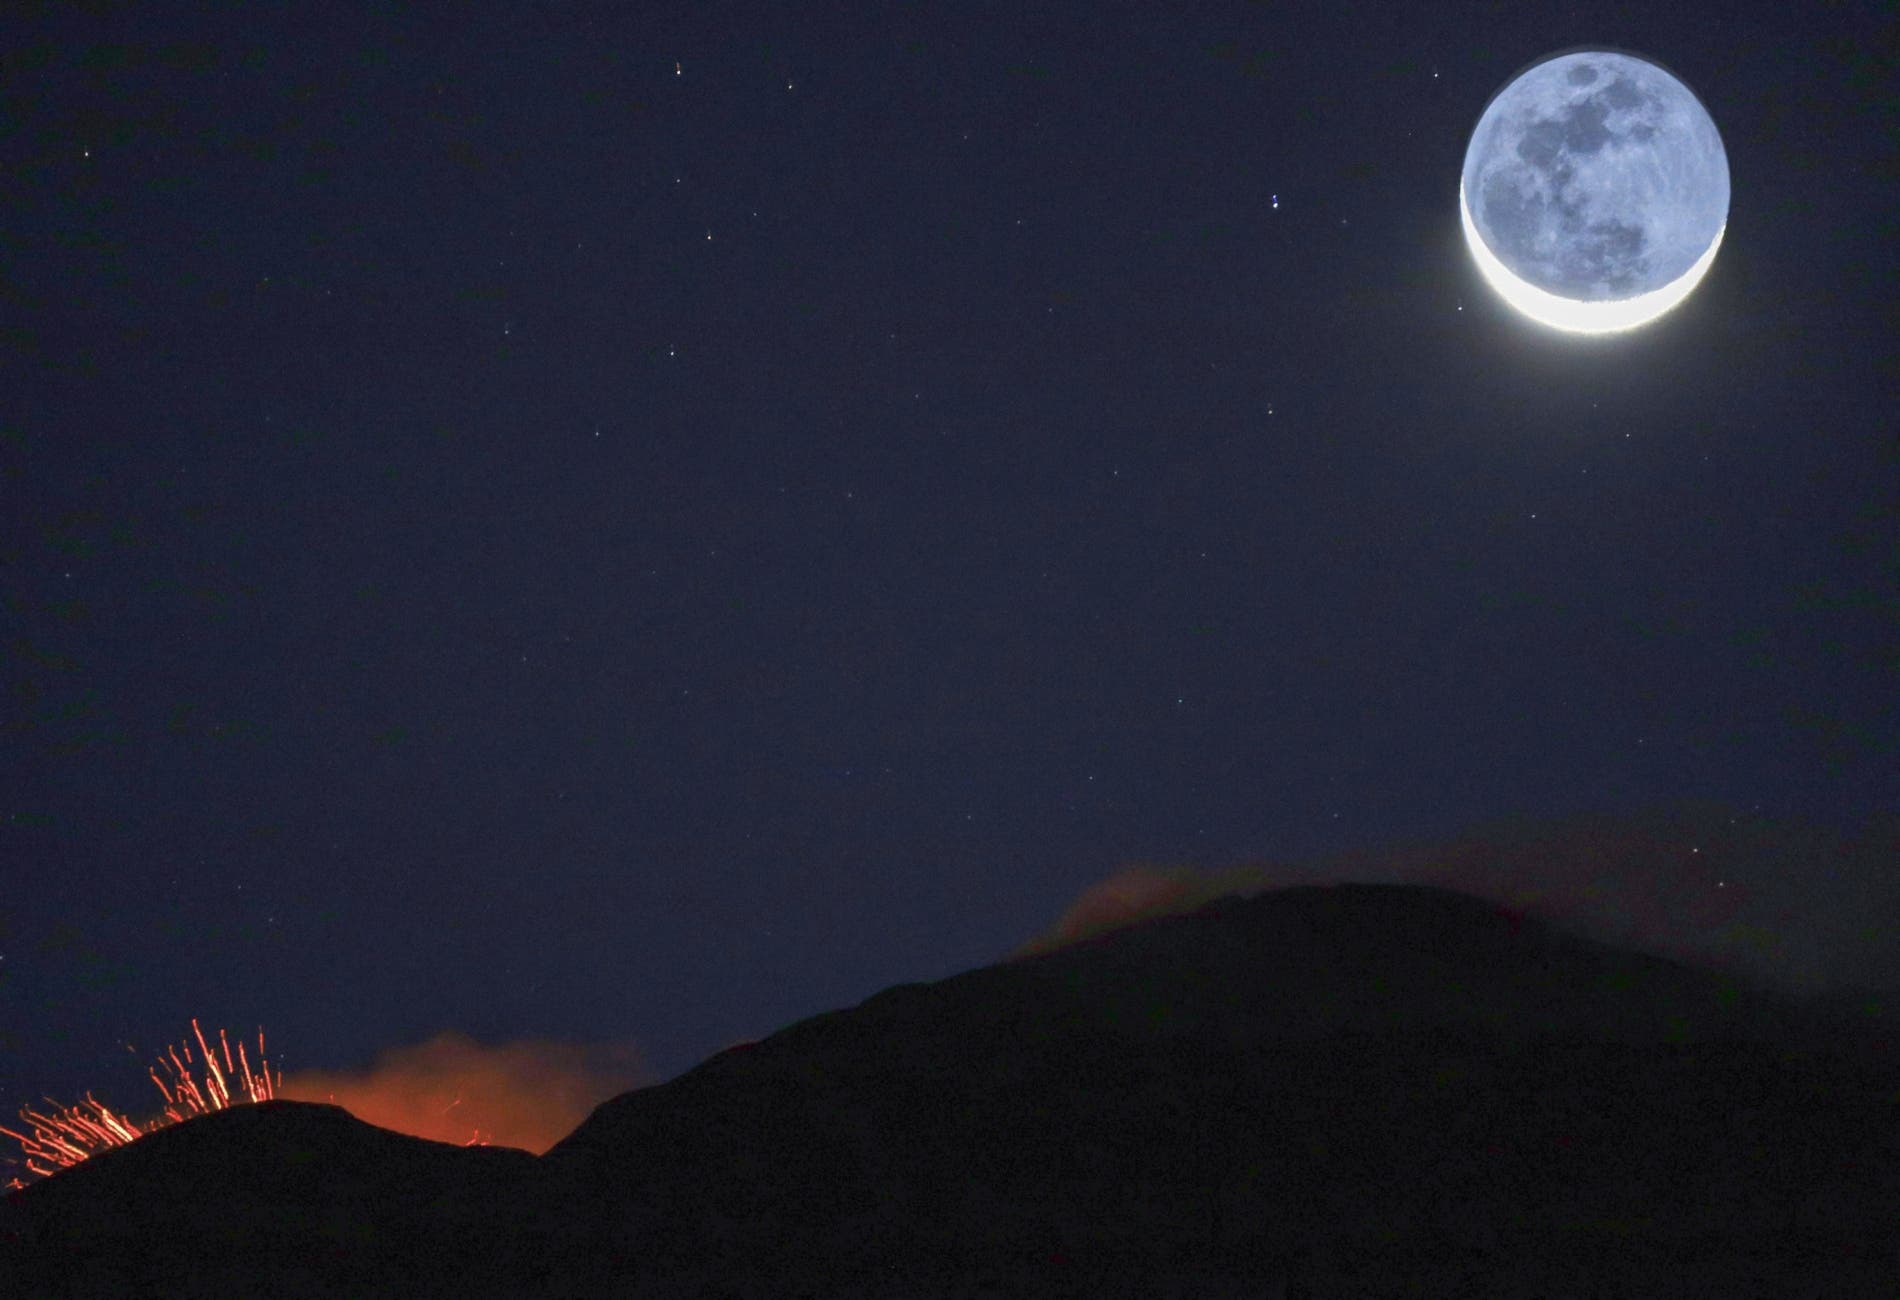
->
[1459,179,1724,335]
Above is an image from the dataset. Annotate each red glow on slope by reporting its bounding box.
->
[1014,865,1198,957]
[275,1031,645,1155]
[1009,861,1311,959]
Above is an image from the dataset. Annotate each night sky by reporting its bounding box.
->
[5,4,1895,1153]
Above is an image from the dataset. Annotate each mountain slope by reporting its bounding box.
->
[533,883,1896,1293]
[5,883,1896,1297]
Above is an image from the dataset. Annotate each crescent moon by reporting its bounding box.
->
[1459,51,1729,336]
[1460,180,1724,334]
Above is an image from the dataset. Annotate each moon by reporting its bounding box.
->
[1460,50,1729,334]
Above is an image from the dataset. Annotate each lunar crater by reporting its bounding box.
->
[1460,50,1729,333]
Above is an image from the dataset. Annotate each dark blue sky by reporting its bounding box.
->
[4,2,1894,1131]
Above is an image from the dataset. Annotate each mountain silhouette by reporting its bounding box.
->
[5,883,1895,1297]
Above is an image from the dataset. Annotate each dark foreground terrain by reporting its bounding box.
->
[4,883,1896,1297]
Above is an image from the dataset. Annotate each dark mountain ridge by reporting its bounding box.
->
[5,883,1896,1297]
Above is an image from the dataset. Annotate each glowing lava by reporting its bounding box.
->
[3,1020,278,1190]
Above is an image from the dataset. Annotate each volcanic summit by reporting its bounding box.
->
[4,883,1895,1297]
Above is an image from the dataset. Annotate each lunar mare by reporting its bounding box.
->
[1461,50,1729,334]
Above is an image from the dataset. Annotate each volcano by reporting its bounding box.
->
[4,883,1896,1297]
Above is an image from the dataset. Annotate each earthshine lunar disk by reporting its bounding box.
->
[1460,50,1729,334]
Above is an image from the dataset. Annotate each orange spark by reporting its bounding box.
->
[2,1020,278,1191]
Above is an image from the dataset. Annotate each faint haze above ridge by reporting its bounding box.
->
[1013,803,1900,1003]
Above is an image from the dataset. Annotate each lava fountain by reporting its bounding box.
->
[2,1020,278,1189]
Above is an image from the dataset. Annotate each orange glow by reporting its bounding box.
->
[274,1031,644,1155]
[1009,863,1215,959]
[3,1021,277,1190]
[6,1026,646,1190]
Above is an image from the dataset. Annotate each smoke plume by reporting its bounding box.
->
[1013,805,1900,998]
[276,1031,646,1154]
